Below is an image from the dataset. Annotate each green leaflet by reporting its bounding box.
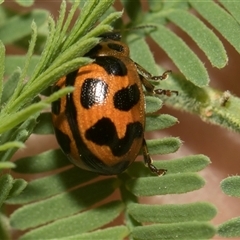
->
[167,9,227,68]
[128,202,217,223]
[220,176,240,197]
[7,167,99,204]
[190,1,240,53]
[19,201,124,240]
[126,173,205,196]
[33,112,54,135]
[127,154,210,177]
[12,149,70,174]
[147,137,181,155]
[218,217,240,238]
[55,226,129,240]
[151,26,209,87]
[219,1,240,24]
[0,175,13,208]
[0,10,47,44]
[146,114,178,131]
[15,0,34,7]
[10,178,119,230]
[4,55,40,77]
[132,222,215,240]
[145,96,163,113]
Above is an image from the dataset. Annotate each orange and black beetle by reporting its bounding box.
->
[51,32,172,175]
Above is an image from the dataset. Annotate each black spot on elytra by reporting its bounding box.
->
[107,43,124,52]
[81,78,108,109]
[54,128,71,154]
[65,70,79,87]
[85,117,143,156]
[114,84,140,111]
[95,56,127,76]
[64,70,79,122]
[51,85,61,115]
[52,70,78,116]
[84,44,102,58]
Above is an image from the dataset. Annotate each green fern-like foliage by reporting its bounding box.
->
[0,0,240,239]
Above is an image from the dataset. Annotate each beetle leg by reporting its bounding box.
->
[142,139,167,176]
[135,62,177,96]
[135,62,171,81]
[154,89,178,96]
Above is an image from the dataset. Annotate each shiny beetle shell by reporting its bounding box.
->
[52,32,169,175]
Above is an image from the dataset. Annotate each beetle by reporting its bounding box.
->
[52,31,173,175]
